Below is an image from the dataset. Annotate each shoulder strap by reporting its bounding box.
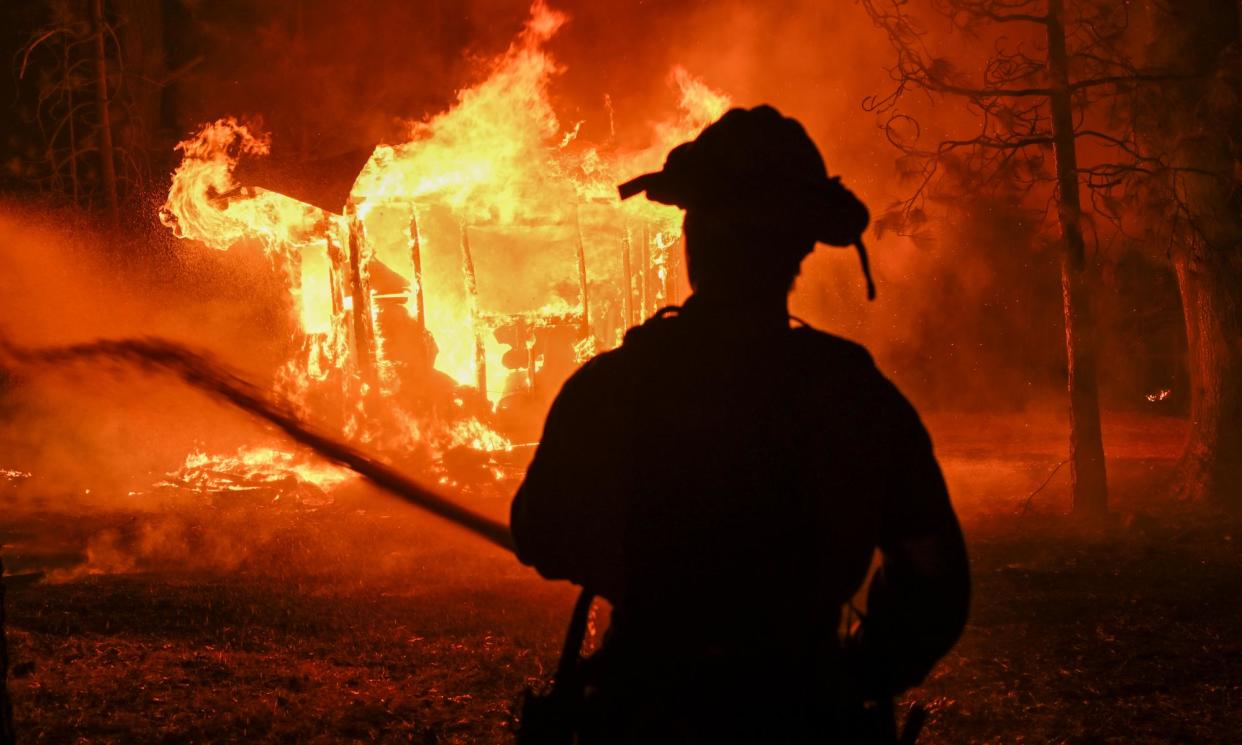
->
[517,589,596,744]
[551,589,595,689]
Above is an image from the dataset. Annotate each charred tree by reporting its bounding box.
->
[15,0,155,220]
[1137,0,1242,510]
[113,0,166,205]
[17,6,95,207]
[1174,252,1242,509]
[90,0,119,227]
[861,0,1205,516]
[1046,0,1107,515]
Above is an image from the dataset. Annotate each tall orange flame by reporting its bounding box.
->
[158,1,731,487]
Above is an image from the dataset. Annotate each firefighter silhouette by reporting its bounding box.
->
[512,106,969,743]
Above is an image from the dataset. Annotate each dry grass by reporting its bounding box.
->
[3,462,1241,743]
[912,511,1242,743]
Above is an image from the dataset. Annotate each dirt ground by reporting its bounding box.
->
[3,412,1241,743]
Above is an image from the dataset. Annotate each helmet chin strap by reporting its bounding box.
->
[853,237,877,301]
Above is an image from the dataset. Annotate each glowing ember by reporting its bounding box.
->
[1,467,32,485]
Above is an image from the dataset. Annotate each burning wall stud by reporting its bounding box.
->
[640,225,651,320]
[572,202,592,343]
[408,207,428,336]
[459,222,487,396]
[325,227,347,318]
[668,233,684,305]
[621,228,634,328]
[346,199,378,389]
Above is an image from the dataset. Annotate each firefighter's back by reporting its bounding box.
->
[539,303,911,742]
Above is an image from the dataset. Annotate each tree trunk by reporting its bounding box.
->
[115,0,167,202]
[65,43,80,206]
[1148,0,1242,511]
[90,0,120,228]
[1173,252,1242,509]
[1047,0,1109,516]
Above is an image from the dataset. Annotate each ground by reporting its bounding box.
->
[3,412,1241,743]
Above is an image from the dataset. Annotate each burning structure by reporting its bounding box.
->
[155,3,728,495]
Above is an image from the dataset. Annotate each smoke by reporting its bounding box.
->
[0,1,1188,576]
[0,202,299,499]
[5,1,1181,418]
[0,203,517,580]
[163,0,1017,407]
[529,0,1088,410]
[0,3,1095,492]
[0,334,513,551]
[45,511,264,582]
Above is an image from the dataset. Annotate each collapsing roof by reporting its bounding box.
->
[232,146,376,214]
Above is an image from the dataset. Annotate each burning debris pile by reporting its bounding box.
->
[152,447,349,508]
[154,1,729,500]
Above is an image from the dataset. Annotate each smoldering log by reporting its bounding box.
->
[459,222,488,396]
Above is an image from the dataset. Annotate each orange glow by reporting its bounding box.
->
[157,1,730,487]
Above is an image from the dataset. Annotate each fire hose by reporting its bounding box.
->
[0,336,515,553]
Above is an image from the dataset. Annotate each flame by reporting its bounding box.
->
[445,418,513,454]
[160,445,353,504]
[159,118,329,251]
[157,1,731,486]
[351,0,568,218]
